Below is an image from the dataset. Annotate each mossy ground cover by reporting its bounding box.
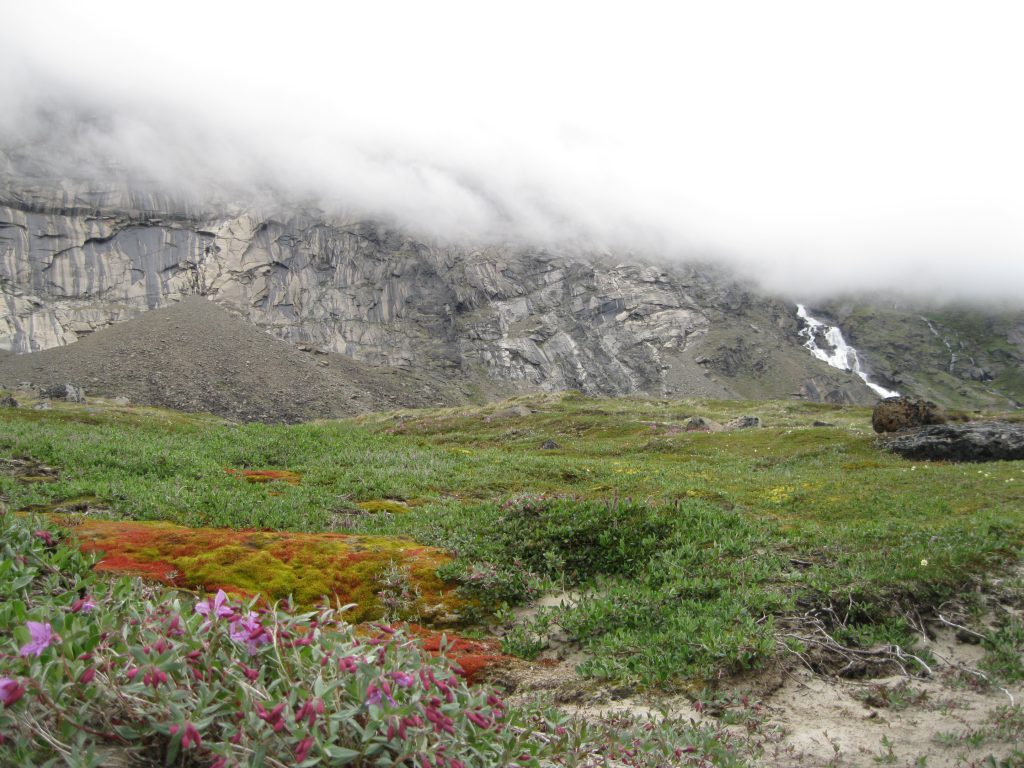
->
[2,393,1022,687]
[59,518,460,624]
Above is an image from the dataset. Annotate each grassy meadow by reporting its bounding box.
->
[2,392,1023,688]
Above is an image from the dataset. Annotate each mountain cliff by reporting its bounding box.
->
[1,146,1019,417]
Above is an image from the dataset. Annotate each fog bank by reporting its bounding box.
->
[2,1,1022,303]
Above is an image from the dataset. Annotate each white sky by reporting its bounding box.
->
[1,1,1022,302]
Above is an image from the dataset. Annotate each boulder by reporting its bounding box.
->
[723,415,760,431]
[40,383,86,403]
[683,416,723,432]
[540,439,560,450]
[485,404,532,422]
[883,422,1024,462]
[871,396,945,433]
[0,394,17,408]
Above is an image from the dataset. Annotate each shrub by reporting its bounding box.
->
[491,496,675,584]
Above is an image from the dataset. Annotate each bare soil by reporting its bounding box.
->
[490,625,1024,767]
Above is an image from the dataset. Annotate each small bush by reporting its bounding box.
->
[492,496,675,583]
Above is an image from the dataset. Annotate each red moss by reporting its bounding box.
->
[224,469,302,485]
[406,626,512,684]
[93,553,183,585]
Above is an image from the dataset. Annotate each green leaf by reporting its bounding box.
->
[325,746,360,764]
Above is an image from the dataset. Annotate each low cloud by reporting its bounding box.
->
[2,1,1022,304]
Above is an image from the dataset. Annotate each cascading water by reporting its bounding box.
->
[921,316,958,373]
[796,305,900,399]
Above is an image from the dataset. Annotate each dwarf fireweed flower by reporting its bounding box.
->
[237,661,260,682]
[229,611,270,655]
[295,736,315,762]
[70,596,96,614]
[390,671,415,688]
[19,621,57,657]
[170,721,202,749]
[195,589,234,626]
[33,529,55,547]
[0,677,26,706]
[142,667,168,689]
[366,681,397,707]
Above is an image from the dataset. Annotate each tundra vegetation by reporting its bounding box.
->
[1,392,1023,765]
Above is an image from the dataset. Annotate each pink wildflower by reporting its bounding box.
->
[182,722,201,749]
[255,701,289,734]
[229,611,270,655]
[195,590,234,624]
[390,671,415,688]
[237,661,260,682]
[142,667,169,689]
[19,621,57,657]
[295,736,314,762]
[0,678,26,706]
[365,681,396,707]
[70,596,96,614]
[33,530,55,547]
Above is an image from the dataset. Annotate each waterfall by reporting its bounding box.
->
[796,305,900,399]
[921,316,957,374]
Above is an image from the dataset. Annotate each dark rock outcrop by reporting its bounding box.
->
[40,383,85,402]
[872,396,946,433]
[883,422,1024,462]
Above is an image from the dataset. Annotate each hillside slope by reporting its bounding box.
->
[0,297,467,421]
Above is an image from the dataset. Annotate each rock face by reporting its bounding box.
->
[872,396,946,433]
[883,422,1024,462]
[0,150,893,407]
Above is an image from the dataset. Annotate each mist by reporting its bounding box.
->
[2,1,1022,304]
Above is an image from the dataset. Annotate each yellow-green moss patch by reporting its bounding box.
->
[356,499,411,514]
[63,518,461,623]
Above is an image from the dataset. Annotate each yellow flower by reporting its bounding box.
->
[920,559,928,567]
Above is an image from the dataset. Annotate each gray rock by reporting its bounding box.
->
[0,394,17,407]
[723,415,760,431]
[486,405,532,421]
[40,383,85,402]
[683,416,723,432]
[540,439,560,450]
[883,422,1024,462]
[812,420,835,427]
